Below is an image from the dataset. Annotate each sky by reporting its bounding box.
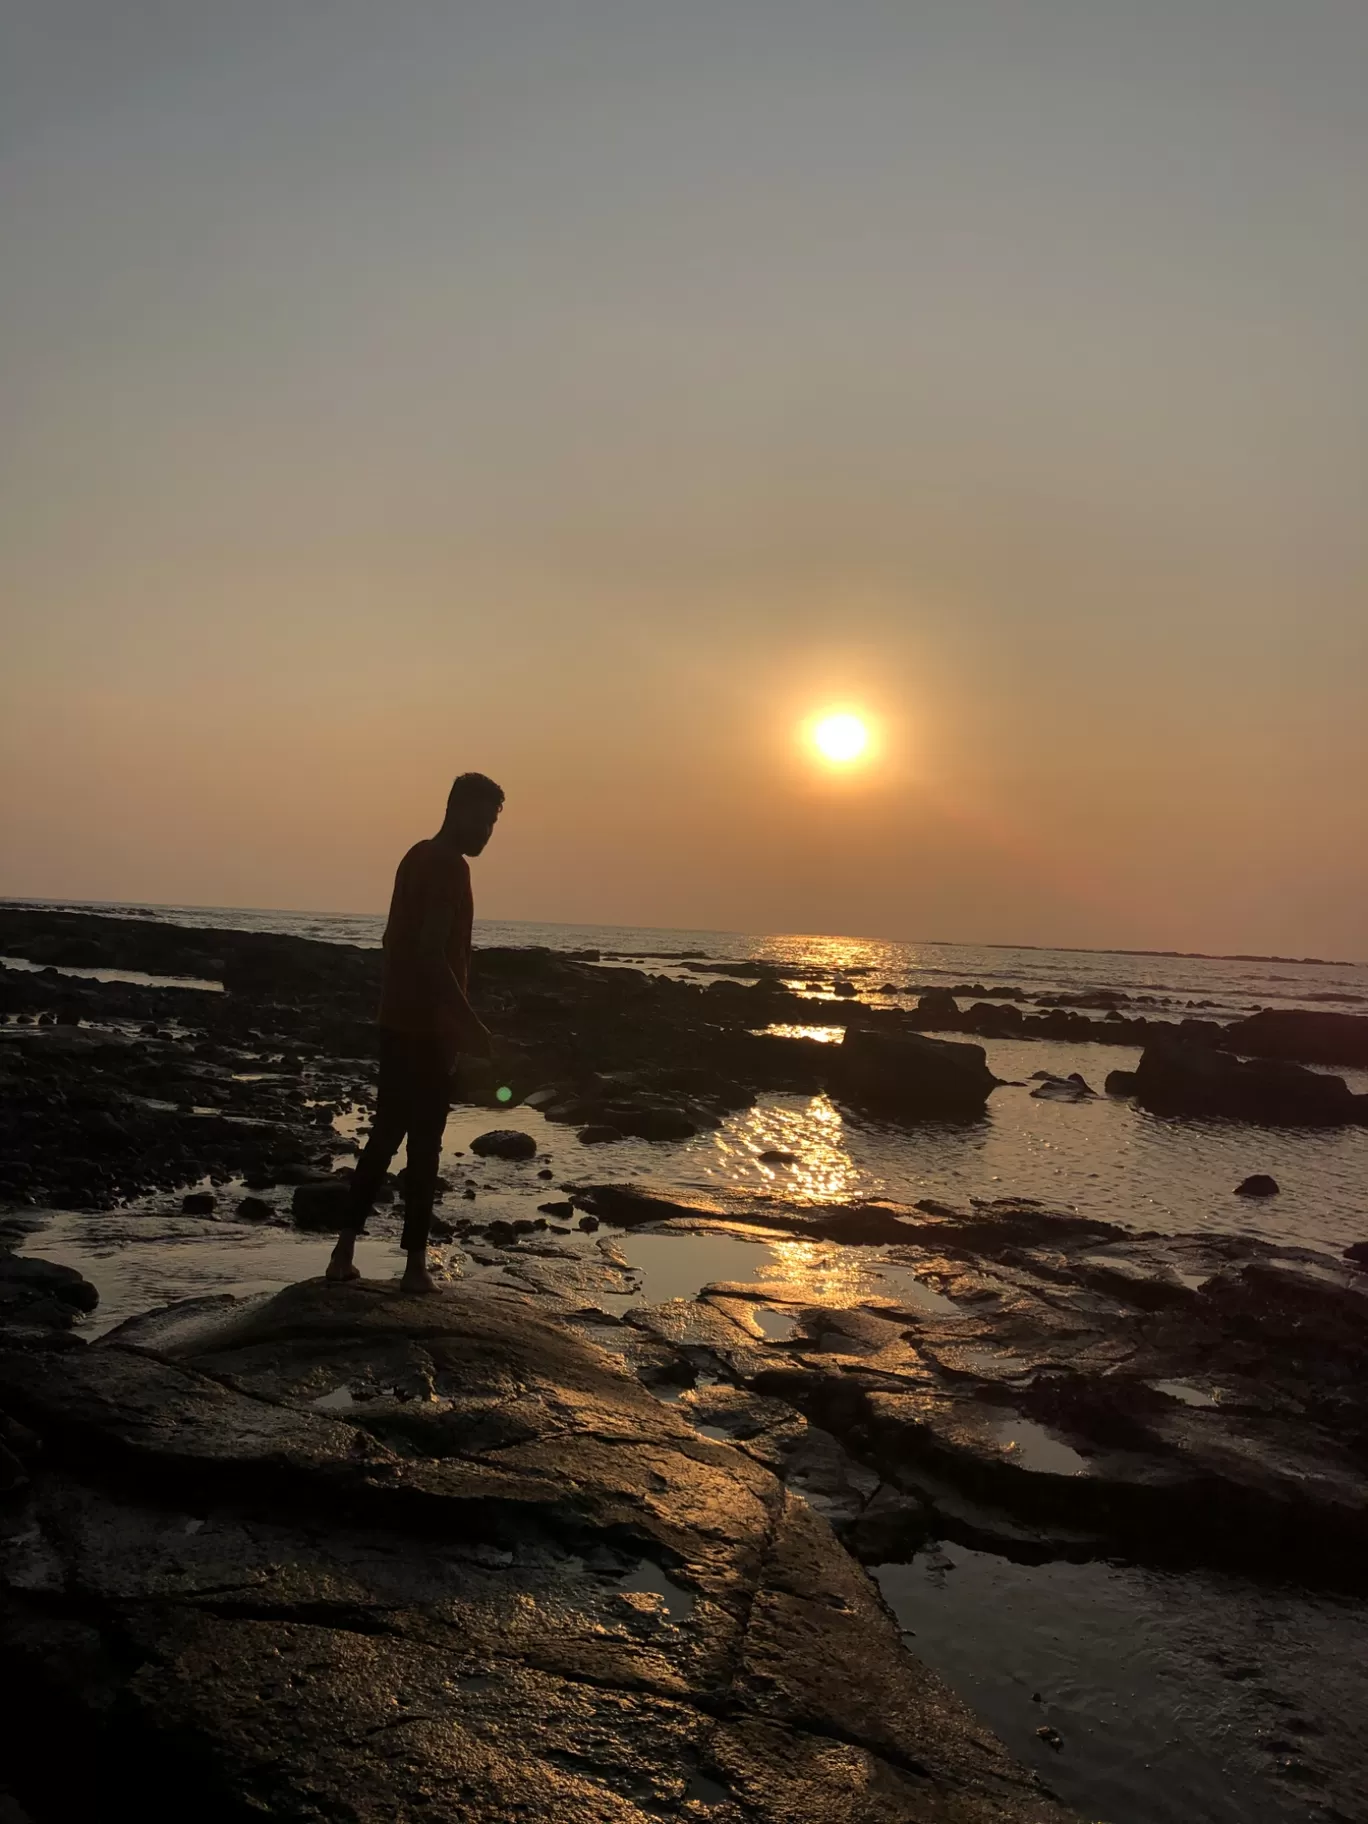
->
[2,1,1365,958]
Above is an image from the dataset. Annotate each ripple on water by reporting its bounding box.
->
[875,1548,1368,1824]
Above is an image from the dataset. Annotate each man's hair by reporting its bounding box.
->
[446,772,505,821]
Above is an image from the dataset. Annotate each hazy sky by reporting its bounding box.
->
[3,2,1365,957]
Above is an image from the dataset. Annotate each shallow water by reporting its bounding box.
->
[875,1548,1368,1824]
[21,1211,406,1336]
[427,1066,1368,1257]
[0,953,223,992]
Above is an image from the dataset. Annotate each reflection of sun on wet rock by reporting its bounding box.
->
[0,1277,1073,1822]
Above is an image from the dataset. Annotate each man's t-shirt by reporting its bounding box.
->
[377,839,474,1040]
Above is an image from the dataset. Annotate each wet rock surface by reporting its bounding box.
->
[4,905,1368,1817]
[3,905,1365,1214]
[557,1186,1368,1592]
[0,1278,1073,1823]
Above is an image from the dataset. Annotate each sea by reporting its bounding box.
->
[15,898,1368,1256]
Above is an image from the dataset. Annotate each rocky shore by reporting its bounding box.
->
[3,905,1368,1819]
[3,905,1366,1212]
[0,1274,1082,1823]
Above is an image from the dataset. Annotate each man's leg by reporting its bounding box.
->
[398,1038,452,1294]
[327,1033,411,1282]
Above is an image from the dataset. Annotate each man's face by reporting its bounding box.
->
[458,805,501,857]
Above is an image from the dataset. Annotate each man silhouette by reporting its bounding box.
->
[327,772,504,1293]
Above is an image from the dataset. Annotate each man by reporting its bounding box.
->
[327,772,504,1294]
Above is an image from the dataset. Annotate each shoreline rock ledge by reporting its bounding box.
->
[0,1279,1073,1824]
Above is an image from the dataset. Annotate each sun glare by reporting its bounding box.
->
[811,712,870,765]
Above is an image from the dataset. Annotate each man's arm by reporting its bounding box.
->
[415,901,491,1057]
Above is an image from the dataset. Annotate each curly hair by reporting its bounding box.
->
[446,772,505,819]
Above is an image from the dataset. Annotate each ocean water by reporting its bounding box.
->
[10,898,1368,1254]
[24,897,1367,1019]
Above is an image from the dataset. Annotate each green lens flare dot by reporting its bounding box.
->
[495,1086,513,1104]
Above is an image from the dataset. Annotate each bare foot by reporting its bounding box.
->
[326,1241,360,1283]
[399,1262,439,1296]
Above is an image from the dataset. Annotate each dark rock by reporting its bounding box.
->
[0,1279,1071,1823]
[577,1215,600,1232]
[1222,1009,1368,1069]
[180,1192,216,1214]
[1029,1075,1095,1102]
[1234,1175,1280,1198]
[1104,1070,1138,1096]
[832,980,859,997]
[0,1254,100,1332]
[758,1149,798,1165]
[1345,1242,1368,1269]
[577,1125,624,1145]
[235,1196,274,1221]
[1134,1042,1366,1126]
[916,988,959,1021]
[273,1163,329,1186]
[290,1180,351,1229]
[538,1200,575,1219]
[610,1106,698,1143]
[469,1129,538,1161]
[836,1027,997,1121]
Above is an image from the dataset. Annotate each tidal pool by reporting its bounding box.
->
[875,1547,1368,1824]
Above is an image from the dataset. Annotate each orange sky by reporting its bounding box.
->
[2,5,1365,958]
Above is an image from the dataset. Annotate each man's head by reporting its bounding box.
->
[442,772,504,855]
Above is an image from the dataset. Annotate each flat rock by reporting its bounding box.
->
[0,1278,1072,1823]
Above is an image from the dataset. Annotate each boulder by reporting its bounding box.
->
[290,1180,351,1229]
[835,1028,997,1121]
[1234,1174,1280,1198]
[915,988,959,1022]
[576,1125,624,1146]
[470,1129,538,1161]
[1222,1009,1368,1069]
[608,1106,698,1143]
[1134,1042,1367,1126]
[180,1192,216,1215]
[1104,1070,1139,1097]
[0,1254,99,1333]
[235,1195,275,1221]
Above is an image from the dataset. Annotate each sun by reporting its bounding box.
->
[811,712,870,765]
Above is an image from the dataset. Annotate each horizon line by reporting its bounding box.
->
[0,893,1359,973]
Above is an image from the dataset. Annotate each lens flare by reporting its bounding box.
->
[811,713,869,765]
